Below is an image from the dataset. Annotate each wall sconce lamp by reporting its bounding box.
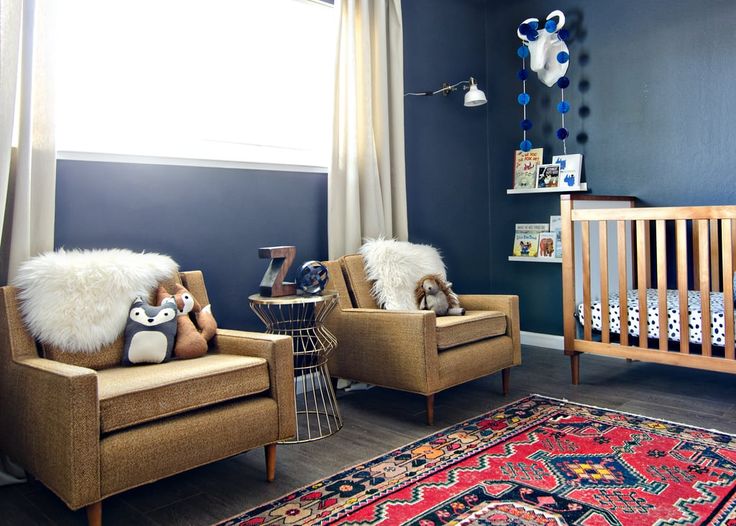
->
[405,77,487,107]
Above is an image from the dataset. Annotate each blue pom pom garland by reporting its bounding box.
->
[518,93,531,105]
[521,119,533,131]
[545,20,557,33]
[557,101,570,114]
[556,127,569,140]
[557,51,570,64]
[557,76,570,89]
[517,45,530,59]
[520,139,533,152]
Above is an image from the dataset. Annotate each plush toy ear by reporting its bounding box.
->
[132,296,145,306]
[160,296,177,307]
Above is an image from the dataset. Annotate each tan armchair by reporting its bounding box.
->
[323,256,521,425]
[0,271,295,526]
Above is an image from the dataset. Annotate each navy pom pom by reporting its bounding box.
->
[517,68,529,81]
[518,23,530,35]
[557,76,570,89]
[545,20,557,33]
[521,119,533,131]
[528,30,539,41]
[558,29,570,41]
[557,51,570,64]
[556,127,569,140]
[520,139,533,152]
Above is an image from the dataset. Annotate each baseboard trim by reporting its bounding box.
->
[521,331,564,350]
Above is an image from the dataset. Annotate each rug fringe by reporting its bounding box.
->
[530,393,736,438]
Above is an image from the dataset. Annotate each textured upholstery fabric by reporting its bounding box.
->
[436,336,514,391]
[340,255,379,308]
[43,336,124,370]
[323,260,354,310]
[324,259,521,397]
[0,288,100,510]
[215,329,296,440]
[100,396,278,498]
[97,354,269,433]
[0,271,296,512]
[435,311,507,350]
[180,270,210,307]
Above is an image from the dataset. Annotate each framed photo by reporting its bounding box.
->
[536,164,560,189]
[538,232,557,258]
[551,153,583,189]
[513,148,543,189]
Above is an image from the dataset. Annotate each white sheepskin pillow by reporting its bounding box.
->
[12,249,179,353]
[359,238,446,310]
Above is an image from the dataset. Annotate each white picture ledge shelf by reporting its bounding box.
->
[506,183,588,195]
[508,256,562,264]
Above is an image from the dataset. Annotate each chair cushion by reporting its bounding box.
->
[97,354,270,433]
[435,310,507,350]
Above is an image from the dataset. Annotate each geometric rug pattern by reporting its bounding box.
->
[216,395,736,525]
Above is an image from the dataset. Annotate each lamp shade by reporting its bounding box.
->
[464,83,487,107]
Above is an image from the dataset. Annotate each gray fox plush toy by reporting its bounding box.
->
[414,274,465,316]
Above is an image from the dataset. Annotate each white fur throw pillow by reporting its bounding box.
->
[359,238,446,310]
[13,249,179,353]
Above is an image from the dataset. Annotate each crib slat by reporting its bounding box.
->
[698,220,712,356]
[618,220,629,347]
[722,219,734,359]
[599,221,610,343]
[636,220,648,349]
[581,221,592,341]
[732,220,736,270]
[656,220,668,351]
[645,223,652,288]
[693,223,700,285]
[676,220,689,353]
[710,219,721,292]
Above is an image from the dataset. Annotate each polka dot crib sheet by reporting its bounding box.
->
[576,289,729,346]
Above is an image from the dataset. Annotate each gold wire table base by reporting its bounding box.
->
[249,293,342,443]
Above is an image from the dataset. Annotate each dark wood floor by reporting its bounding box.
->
[2,345,735,526]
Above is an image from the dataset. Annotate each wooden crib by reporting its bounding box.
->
[561,194,736,384]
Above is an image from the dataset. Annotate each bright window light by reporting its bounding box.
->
[55,0,335,169]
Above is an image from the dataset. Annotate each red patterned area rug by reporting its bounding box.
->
[217,395,736,525]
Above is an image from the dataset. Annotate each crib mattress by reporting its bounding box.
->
[576,289,730,346]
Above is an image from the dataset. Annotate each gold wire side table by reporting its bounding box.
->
[248,292,341,443]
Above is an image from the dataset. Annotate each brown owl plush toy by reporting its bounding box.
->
[414,274,465,316]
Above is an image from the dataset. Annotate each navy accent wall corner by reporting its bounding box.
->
[55,161,327,330]
[487,0,736,335]
[403,0,491,293]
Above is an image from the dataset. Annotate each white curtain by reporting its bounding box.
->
[328,0,408,259]
[0,0,56,285]
[0,0,56,485]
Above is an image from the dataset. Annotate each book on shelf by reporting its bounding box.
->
[537,232,557,258]
[512,148,543,189]
[549,215,563,258]
[536,164,560,188]
[512,231,540,257]
[511,223,547,257]
[551,153,583,189]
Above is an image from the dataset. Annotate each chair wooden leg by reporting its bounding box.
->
[265,444,277,482]
[570,353,580,385]
[86,501,102,526]
[502,367,510,396]
[425,394,435,426]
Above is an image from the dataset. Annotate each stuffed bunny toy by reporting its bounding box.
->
[414,274,465,316]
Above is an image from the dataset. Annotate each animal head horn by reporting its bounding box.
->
[547,10,565,32]
[517,17,539,42]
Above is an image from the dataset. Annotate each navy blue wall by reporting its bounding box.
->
[487,0,736,335]
[55,161,327,330]
[403,0,491,293]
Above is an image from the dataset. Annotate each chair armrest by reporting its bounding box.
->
[325,308,439,394]
[5,358,100,509]
[214,329,296,440]
[457,295,521,365]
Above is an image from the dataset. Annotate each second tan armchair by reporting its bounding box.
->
[323,256,521,425]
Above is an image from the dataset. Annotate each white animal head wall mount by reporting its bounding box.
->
[517,10,569,88]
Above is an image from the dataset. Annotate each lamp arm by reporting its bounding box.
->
[405,79,471,97]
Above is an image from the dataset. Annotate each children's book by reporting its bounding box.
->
[536,164,560,188]
[554,230,563,258]
[515,223,548,233]
[513,148,543,189]
[537,232,557,258]
[512,232,539,257]
[551,153,583,189]
[549,215,561,232]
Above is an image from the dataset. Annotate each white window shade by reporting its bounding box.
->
[55,0,335,169]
